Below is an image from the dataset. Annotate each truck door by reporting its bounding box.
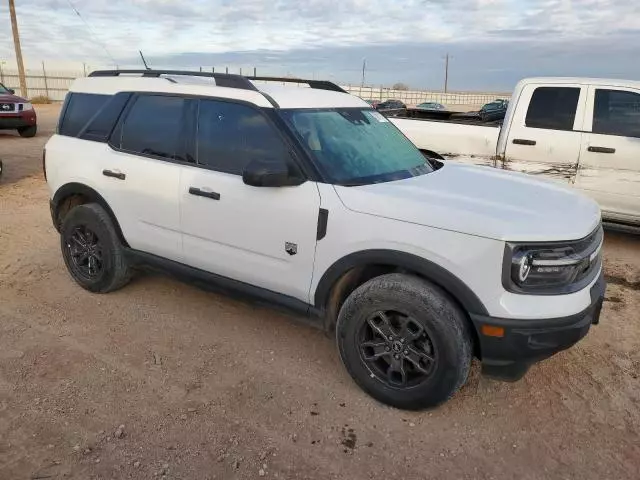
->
[503,84,586,183]
[575,86,640,225]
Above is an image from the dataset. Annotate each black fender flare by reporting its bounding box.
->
[51,182,128,246]
[314,249,489,317]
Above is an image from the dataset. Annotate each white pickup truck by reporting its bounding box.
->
[392,77,640,228]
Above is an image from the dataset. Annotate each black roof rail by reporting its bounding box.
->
[88,70,347,95]
[88,69,258,91]
[246,76,347,93]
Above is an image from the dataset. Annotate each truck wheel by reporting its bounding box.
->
[336,273,472,410]
[60,203,132,293]
[17,125,37,138]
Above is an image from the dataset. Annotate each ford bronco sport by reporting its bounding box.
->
[45,70,605,409]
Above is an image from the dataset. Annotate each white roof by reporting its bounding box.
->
[521,77,640,89]
[70,74,369,109]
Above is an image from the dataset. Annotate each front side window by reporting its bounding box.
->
[281,108,433,185]
[120,95,185,160]
[593,89,640,138]
[525,87,580,131]
[196,99,291,175]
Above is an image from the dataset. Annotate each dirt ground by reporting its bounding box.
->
[1,105,639,480]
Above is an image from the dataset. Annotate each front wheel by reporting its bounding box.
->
[336,273,472,410]
[18,125,37,137]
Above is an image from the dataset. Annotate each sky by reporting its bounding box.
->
[1,0,639,91]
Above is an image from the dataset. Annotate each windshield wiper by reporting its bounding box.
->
[336,180,370,187]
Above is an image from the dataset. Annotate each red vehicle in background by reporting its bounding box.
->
[0,82,37,138]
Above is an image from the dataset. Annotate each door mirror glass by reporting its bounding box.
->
[242,158,305,187]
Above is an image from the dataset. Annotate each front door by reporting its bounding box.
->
[575,86,640,224]
[502,84,586,183]
[179,98,321,302]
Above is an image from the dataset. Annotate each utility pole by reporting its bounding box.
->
[361,58,366,87]
[9,0,28,97]
[444,53,449,93]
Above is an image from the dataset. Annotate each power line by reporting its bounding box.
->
[65,0,116,65]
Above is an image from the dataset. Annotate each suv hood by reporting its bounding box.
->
[0,92,26,103]
[334,162,601,242]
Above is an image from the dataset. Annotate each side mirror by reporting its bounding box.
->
[242,158,305,187]
[8,88,15,94]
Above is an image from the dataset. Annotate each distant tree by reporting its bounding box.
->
[392,82,409,91]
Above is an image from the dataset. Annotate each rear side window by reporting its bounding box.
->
[525,87,580,131]
[593,89,640,138]
[79,93,130,142]
[196,99,291,175]
[59,93,110,137]
[119,95,186,160]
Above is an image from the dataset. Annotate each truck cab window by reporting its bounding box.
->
[593,89,640,138]
[525,87,580,131]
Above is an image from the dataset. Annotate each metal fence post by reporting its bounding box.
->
[42,61,49,98]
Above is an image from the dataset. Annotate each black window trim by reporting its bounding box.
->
[104,91,320,182]
[524,86,581,132]
[591,87,640,139]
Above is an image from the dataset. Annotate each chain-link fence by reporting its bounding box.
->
[0,67,510,106]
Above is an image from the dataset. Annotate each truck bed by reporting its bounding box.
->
[390,116,501,157]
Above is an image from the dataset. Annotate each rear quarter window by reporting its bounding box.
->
[59,93,111,138]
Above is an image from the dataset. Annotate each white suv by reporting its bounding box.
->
[45,70,606,409]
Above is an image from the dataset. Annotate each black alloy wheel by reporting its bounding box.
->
[359,310,437,388]
[66,225,104,280]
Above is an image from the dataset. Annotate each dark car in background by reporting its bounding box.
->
[0,82,37,137]
[416,102,446,111]
[479,99,508,122]
[376,99,406,111]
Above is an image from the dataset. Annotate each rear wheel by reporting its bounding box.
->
[60,203,131,293]
[18,125,37,138]
[336,273,472,410]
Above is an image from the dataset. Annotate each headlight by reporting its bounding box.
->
[503,226,603,294]
[21,102,33,111]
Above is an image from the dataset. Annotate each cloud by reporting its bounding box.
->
[0,0,638,90]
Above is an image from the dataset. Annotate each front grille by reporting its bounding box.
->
[0,102,16,112]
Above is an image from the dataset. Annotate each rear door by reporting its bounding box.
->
[102,93,188,261]
[575,86,640,224]
[503,84,586,183]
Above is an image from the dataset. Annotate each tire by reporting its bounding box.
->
[336,273,472,410]
[18,125,37,138]
[60,203,132,293]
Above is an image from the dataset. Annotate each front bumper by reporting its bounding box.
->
[0,111,37,129]
[470,272,606,381]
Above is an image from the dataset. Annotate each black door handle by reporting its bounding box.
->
[189,187,221,200]
[588,146,616,154]
[102,169,125,180]
[512,138,536,146]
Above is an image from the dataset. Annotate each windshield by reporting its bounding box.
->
[0,83,10,94]
[281,108,433,185]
